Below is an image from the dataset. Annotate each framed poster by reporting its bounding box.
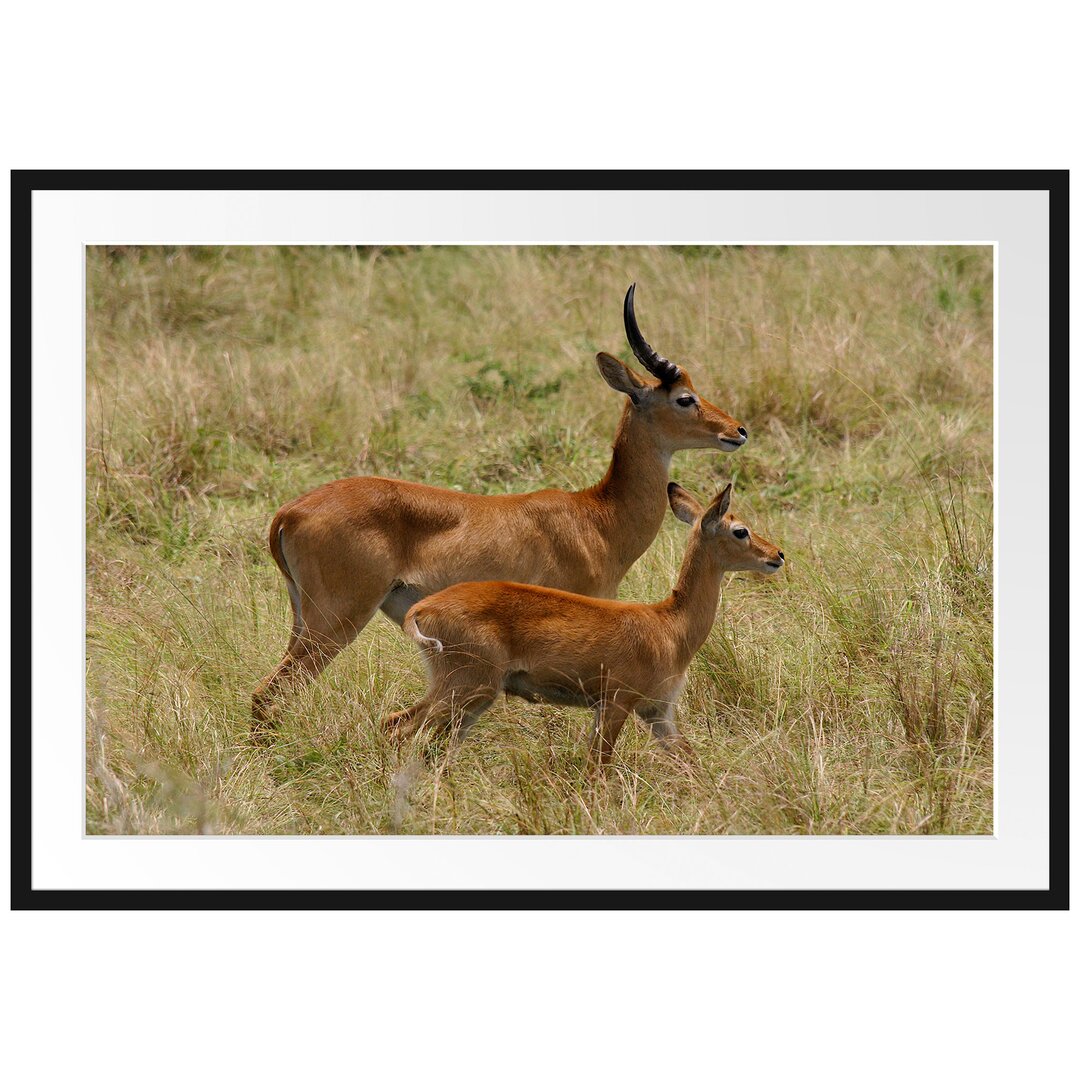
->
[10,170,1067,908]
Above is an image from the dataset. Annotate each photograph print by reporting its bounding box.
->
[85,242,994,837]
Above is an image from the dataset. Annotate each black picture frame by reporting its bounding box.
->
[10,169,1068,911]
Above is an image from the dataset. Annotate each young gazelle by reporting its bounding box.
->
[390,483,784,765]
[252,285,748,728]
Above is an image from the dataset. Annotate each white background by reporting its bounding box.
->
[1,3,1076,1079]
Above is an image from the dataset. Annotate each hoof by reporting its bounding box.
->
[384,709,408,730]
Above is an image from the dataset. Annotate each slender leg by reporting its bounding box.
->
[391,643,500,743]
[251,633,348,735]
[447,692,497,745]
[388,690,496,742]
[386,696,438,740]
[588,696,633,768]
[636,702,697,763]
[251,586,387,732]
[384,700,424,732]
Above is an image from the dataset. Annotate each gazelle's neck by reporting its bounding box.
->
[665,528,726,662]
[590,402,672,565]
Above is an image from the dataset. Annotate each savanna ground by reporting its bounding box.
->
[86,245,993,834]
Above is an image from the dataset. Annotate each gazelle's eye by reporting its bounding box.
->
[675,396,695,407]
[732,527,749,539]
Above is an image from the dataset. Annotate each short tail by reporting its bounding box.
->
[405,608,444,652]
[268,512,293,583]
[269,512,303,632]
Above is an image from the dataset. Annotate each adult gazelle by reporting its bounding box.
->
[252,285,748,728]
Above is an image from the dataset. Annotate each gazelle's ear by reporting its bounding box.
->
[667,482,704,526]
[701,483,733,536]
[596,352,649,403]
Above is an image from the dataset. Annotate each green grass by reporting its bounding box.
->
[86,244,993,834]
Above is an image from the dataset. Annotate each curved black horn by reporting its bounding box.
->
[623,283,682,384]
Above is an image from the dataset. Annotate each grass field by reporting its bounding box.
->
[85,244,994,834]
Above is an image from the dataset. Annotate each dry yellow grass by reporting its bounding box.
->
[86,244,993,833]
